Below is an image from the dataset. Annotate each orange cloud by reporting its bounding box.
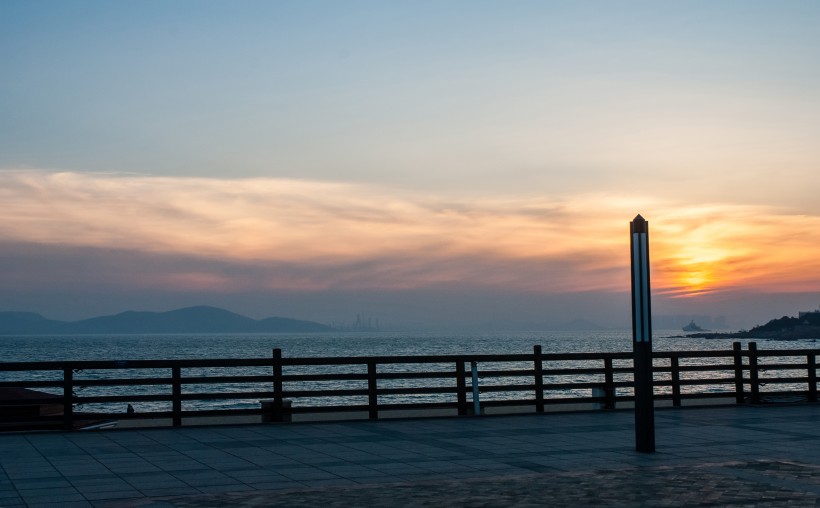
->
[1,170,819,296]
[652,207,820,297]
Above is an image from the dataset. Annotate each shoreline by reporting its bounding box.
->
[680,329,820,341]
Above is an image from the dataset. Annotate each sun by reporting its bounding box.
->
[673,265,717,297]
[656,244,731,298]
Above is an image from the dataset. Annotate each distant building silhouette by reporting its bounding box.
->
[332,312,380,332]
[799,306,820,319]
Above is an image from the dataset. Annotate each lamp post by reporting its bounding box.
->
[631,214,655,453]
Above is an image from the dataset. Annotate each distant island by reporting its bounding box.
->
[0,306,334,335]
[686,308,820,341]
[682,320,707,332]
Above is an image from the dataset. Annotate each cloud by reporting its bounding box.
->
[652,206,820,296]
[1,170,819,298]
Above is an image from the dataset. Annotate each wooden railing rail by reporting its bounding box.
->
[2,342,819,431]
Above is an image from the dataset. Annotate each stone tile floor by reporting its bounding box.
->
[2,405,820,507]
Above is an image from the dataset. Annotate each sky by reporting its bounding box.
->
[2,1,820,330]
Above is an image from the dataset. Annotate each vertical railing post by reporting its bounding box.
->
[748,342,760,404]
[367,361,378,420]
[604,358,615,409]
[63,366,74,430]
[670,356,681,407]
[471,361,481,416]
[808,354,817,403]
[534,345,544,413]
[273,348,283,422]
[456,360,467,416]
[172,366,182,427]
[733,342,745,404]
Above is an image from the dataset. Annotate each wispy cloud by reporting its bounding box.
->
[2,170,819,296]
[653,206,820,296]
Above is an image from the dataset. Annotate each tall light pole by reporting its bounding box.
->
[631,214,655,453]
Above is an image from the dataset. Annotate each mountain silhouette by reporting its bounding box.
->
[0,306,333,334]
[0,312,64,334]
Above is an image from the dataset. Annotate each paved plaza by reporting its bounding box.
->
[2,404,820,507]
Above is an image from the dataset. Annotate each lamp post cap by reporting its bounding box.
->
[631,214,648,233]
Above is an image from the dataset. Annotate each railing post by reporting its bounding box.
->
[748,342,760,404]
[273,348,283,422]
[604,358,615,409]
[172,366,182,427]
[533,345,544,413]
[456,360,467,416]
[670,356,681,407]
[471,361,481,416]
[733,342,745,404]
[63,366,74,430]
[808,354,817,403]
[367,361,378,420]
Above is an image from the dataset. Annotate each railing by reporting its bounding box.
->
[1,342,818,431]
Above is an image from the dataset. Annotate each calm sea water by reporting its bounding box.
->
[2,331,815,413]
[0,329,801,362]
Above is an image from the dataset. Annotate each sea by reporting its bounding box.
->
[1,331,816,413]
[1,329,800,362]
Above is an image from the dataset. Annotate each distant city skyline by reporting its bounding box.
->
[2,1,819,330]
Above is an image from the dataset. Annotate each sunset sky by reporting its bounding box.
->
[2,1,820,330]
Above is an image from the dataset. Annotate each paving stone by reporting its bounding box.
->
[5,405,820,507]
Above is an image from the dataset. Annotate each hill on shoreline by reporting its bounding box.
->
[687,312,820,340]
[0,306,334,335]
